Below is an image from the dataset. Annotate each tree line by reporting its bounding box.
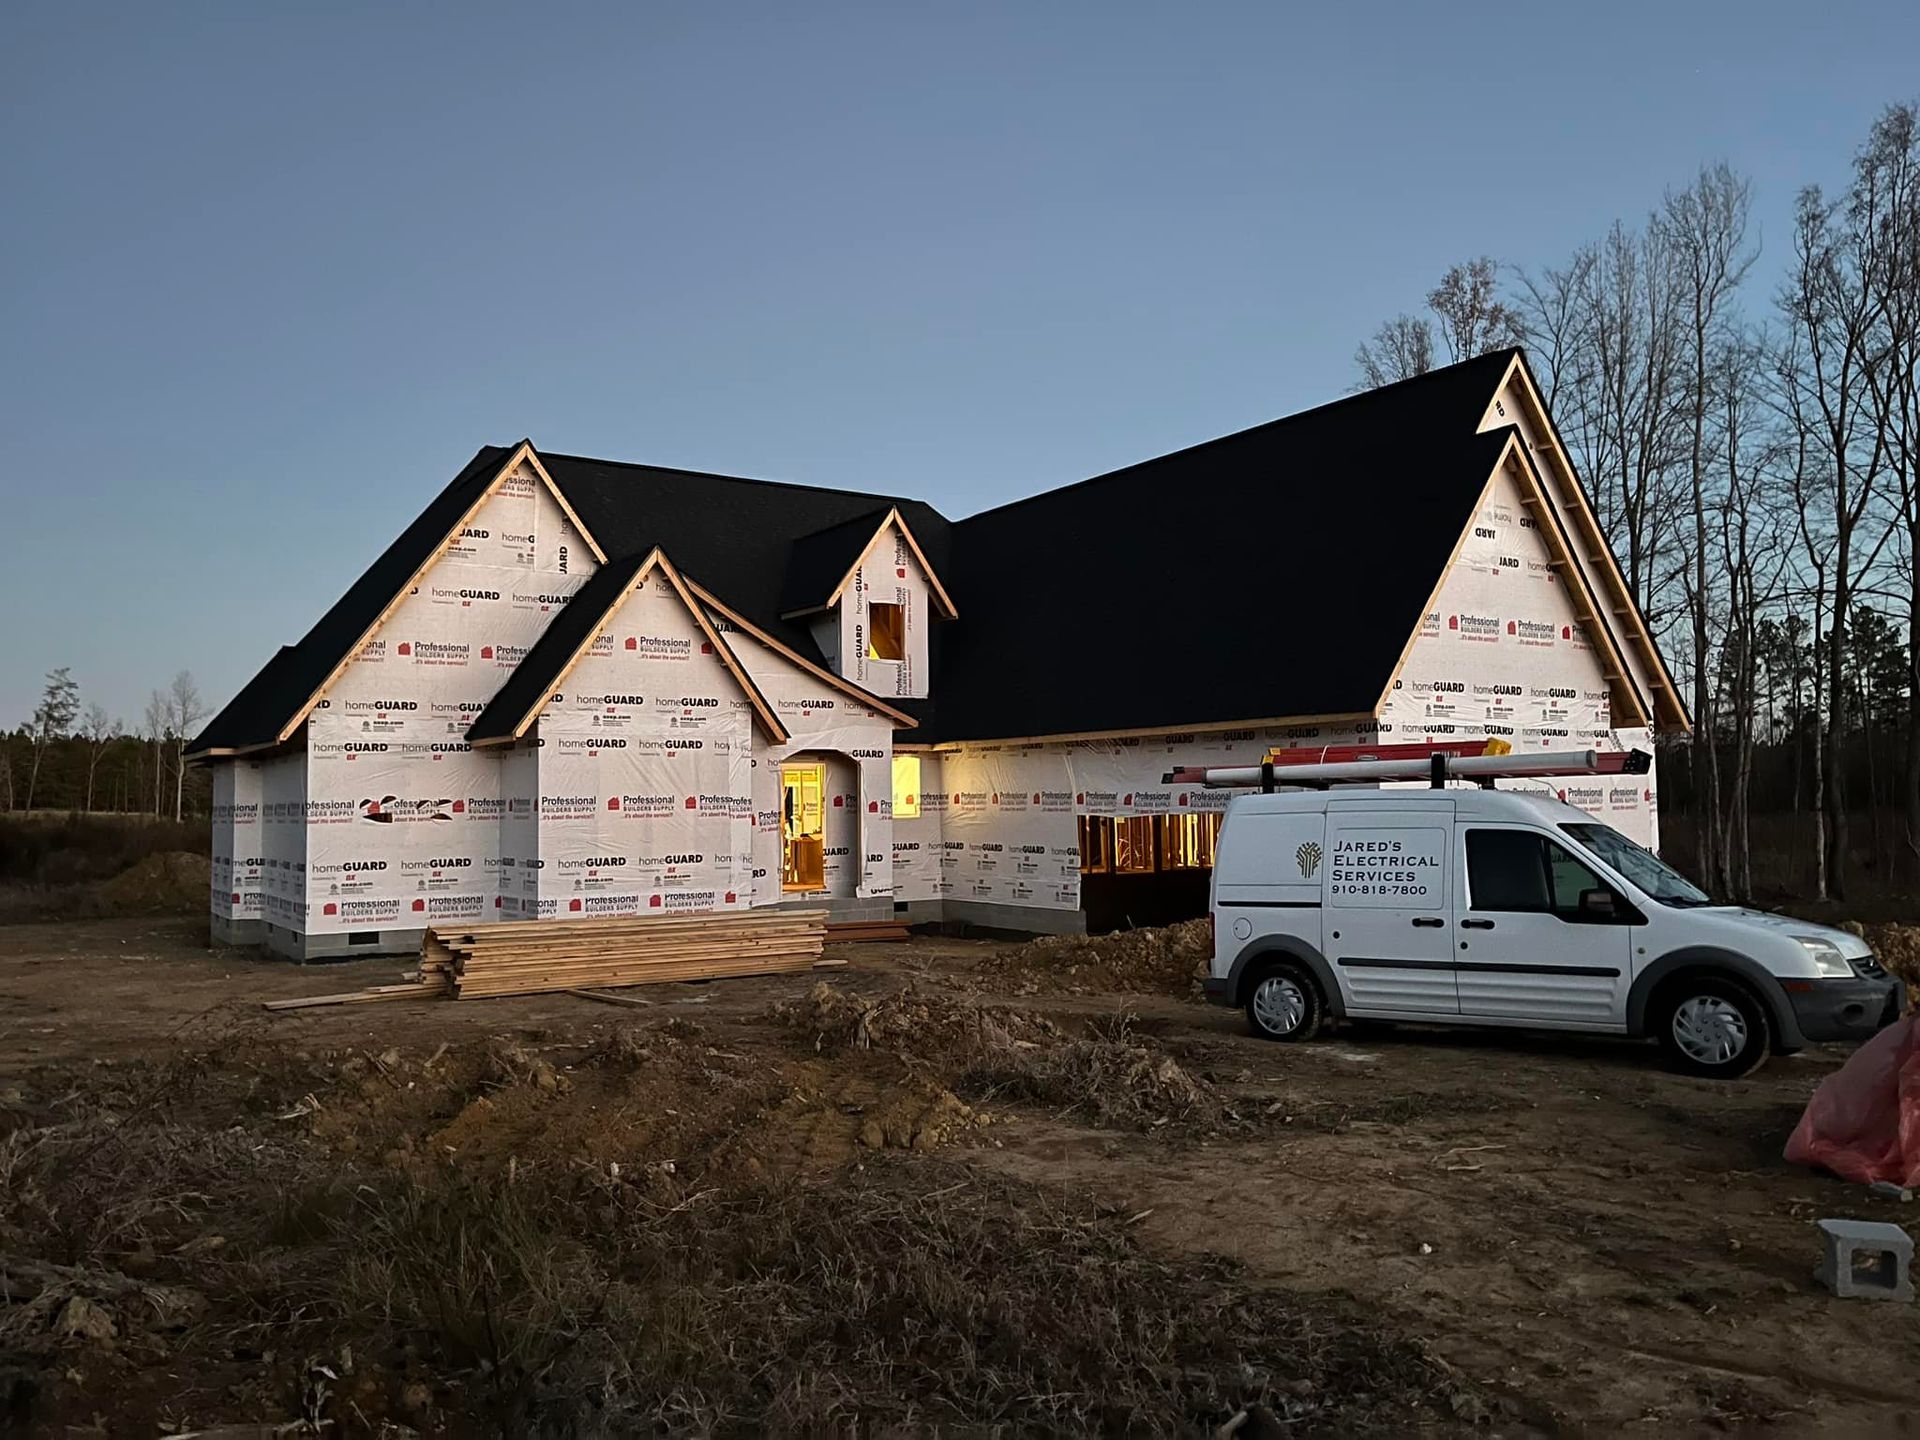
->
[1,667,213,820]
[1358,102,1919,904]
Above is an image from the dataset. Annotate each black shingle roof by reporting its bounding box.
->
[538,455,952,651]
[910,350,1518,741]
[192,351,1530,755]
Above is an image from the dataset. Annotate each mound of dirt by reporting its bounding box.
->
[776,980,1062,1058]
[776,982,1223,1131]
[1868,924,1920,1005]
[95,851,210,914]
[978,918,1213,998]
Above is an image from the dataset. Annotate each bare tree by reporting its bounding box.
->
[1354,314,1435,387]
[25,668,80,811]
[1356,256,1527,391]
[1660,163,1756,892]
[1848,103,1920,875]
[81,702,115,813]
[168,671,204,823]
[1779,181,1900,899]
[1427,257,1525,363]
[144,690,169,817]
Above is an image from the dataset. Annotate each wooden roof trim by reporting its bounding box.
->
[519,444,609,565]
[649,553,789,744]
[790,507,959,621]
[275,441,609,744]
[687,580,921,728]
[918,710,1376,751]
[1495,355,1689,732]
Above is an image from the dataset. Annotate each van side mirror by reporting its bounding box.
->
[1578,888,1616,921]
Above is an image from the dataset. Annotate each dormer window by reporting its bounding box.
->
[866,602,905,662]
[780,506,957,702]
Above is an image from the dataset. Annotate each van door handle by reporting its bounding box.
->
[1410,916,1445,928]
[1461,918,1496,930]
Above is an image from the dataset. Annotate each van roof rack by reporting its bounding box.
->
[1163,742,1652,793]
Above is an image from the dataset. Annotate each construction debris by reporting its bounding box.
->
[264,909,836,1009]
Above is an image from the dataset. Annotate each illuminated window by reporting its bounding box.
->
[1078,816,1112,873]
[1113,817,1157,874]
[892,755,921,818]
[866,602,905,661]
[1162,813,1222,869]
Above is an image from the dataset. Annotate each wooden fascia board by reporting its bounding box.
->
[686,580,921,729]
[518,444,609,564]
[1497,356,1690,732]
[887,512,959,619]
[648,552,789,744]
[812,507,960,621]
[921,711,1376,752]
[275,441,608,744]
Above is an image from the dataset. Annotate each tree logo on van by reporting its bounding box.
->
[1296,841,1323,880]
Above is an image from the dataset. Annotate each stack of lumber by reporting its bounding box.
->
[265,909,833,1010]
[825,919,912,943]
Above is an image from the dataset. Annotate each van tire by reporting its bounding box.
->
[1654,976,1772,1079]
[1245,964,1322,1043]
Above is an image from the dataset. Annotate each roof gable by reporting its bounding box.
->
[187,442,607,757]
[538,452,952,659]
[778,506,958,621]
[467,549,785,745]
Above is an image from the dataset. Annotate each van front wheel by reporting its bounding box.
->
[1246,966,1322,1042]
[1655,978,1771,1079]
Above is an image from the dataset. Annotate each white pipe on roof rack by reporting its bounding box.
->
[1183,749,1643,789]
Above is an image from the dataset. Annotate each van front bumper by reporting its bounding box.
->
[1783,975,1906,1044]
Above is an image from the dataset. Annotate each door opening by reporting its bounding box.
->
[781,763,826,891]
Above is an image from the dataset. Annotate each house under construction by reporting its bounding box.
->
[188,349,1686,958]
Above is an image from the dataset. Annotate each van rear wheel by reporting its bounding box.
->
[1246,965,1322,1042]
[1655,978,1771,1080]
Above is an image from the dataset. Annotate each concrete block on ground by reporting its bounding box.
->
[1815,1218,1913,1301]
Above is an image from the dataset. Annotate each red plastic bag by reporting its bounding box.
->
[1785,1013,1920,1188]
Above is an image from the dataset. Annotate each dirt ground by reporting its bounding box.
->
[2,916,1917,1435]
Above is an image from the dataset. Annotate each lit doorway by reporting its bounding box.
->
[781,762,826,891]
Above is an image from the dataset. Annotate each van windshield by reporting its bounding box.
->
[1561,822,1712,907]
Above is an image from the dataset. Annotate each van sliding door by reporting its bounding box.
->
[1322,809,1458,1015]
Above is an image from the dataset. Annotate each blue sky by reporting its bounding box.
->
[3,2,1915,727]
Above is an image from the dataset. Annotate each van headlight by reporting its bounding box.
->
[1794,937,1855,979]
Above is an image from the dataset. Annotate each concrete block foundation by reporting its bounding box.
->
[210,914,265,947]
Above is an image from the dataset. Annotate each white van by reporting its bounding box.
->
[1203,786,1905,1078]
